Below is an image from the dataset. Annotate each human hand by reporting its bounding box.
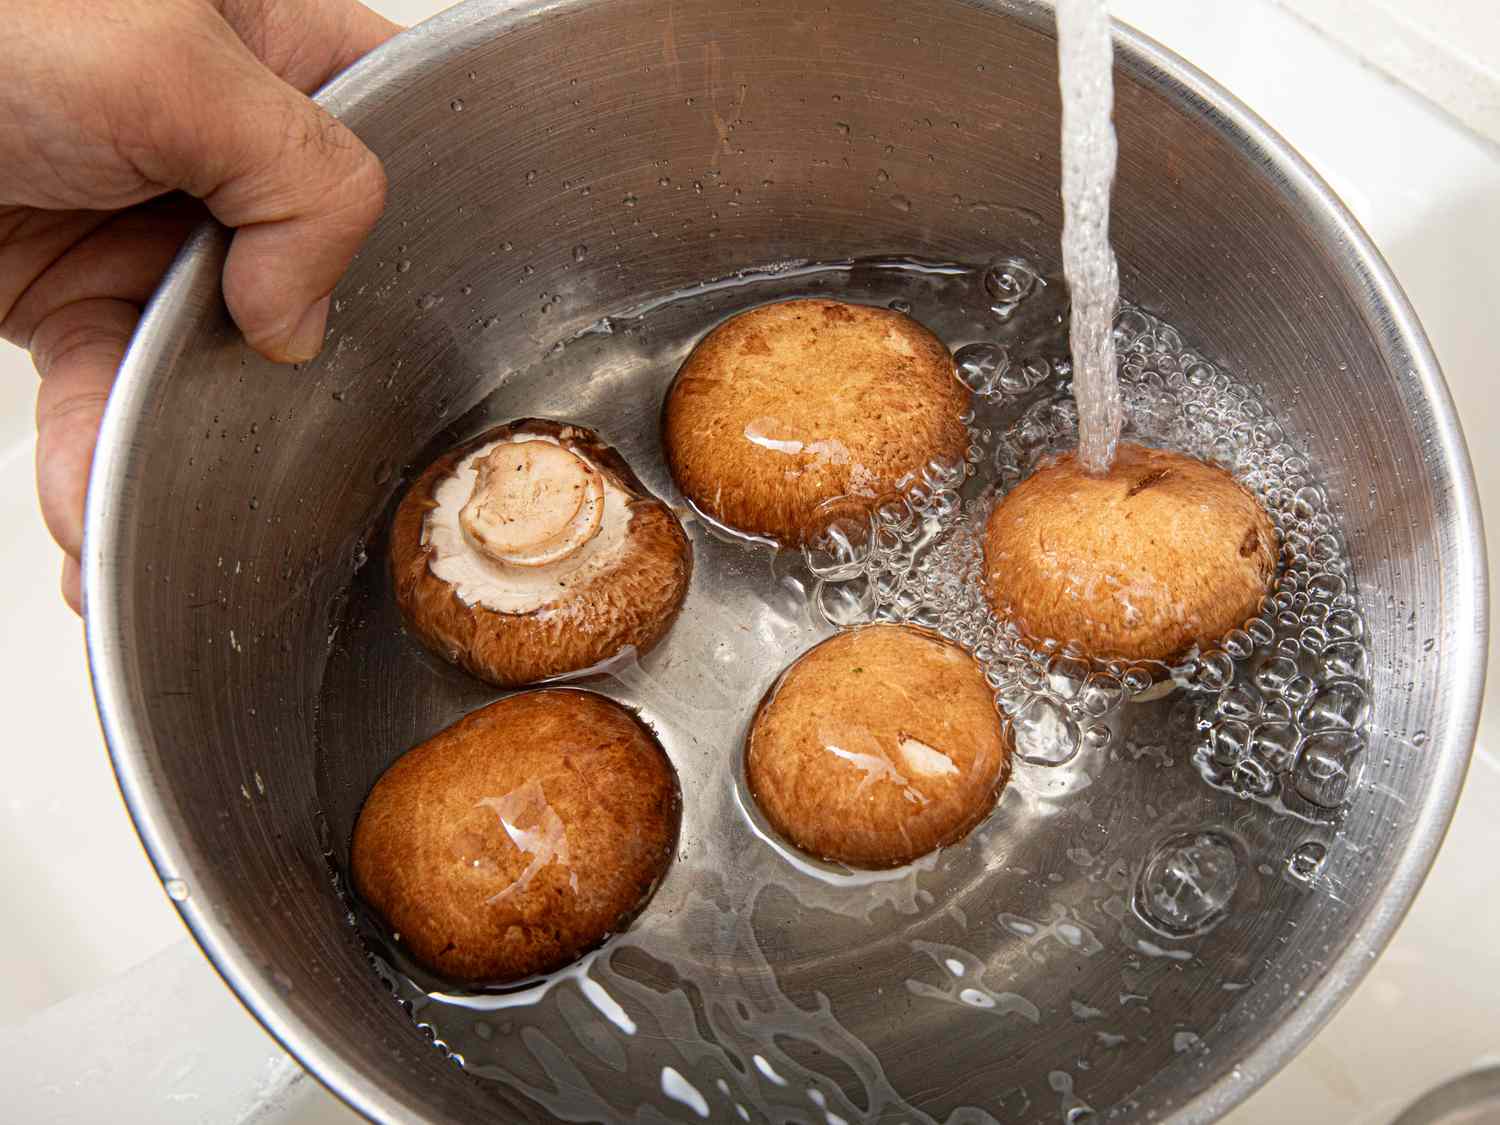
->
[0,0,401,612]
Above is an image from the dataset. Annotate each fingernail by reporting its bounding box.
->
[285,296,333,363]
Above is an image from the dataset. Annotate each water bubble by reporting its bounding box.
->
[816,575,876,627]
[1208,720,1251,768]
[875,496,917,535]
[1012,696,1081,766]
[1222,629,1254,659]
[1298,625,1328,655]
[1113,307,1152,351]
[1076,672,1125,718]
[1321,640,1368,679]
[1325,609,1363,640]
[1046,654,1090,698]
[1254,655,1297,694]
[1231,755,1278,798]
[1195,651,1234,692]
[928,488,961,521]
[1249,721,1299,771]
[954,342,1009,396]
[1136,831,1239,936]
[1217,683,1261,722]
[806,522,870,584]
[983,257,1040,318]
[1295,730,1364,807]
[1303,680,1369,731]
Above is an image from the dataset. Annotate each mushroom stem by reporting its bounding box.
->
[459,440,606,568]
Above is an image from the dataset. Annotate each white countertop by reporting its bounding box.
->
[1,0,1496,1121]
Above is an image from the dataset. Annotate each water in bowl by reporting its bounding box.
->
[314,253,1372,1123]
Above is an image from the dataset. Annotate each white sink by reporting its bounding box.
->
[2,0,1496,1121]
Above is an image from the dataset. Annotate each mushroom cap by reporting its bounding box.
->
[351,690,681,987]
[746,624,1011,869]
[663,299,970,544]
[983,443,1279,664]
[391,419,692,687]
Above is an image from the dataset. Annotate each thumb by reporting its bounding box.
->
[126,9,388,362]
[211,89,387,363]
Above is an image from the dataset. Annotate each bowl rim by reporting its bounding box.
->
[83,1,1488,1122]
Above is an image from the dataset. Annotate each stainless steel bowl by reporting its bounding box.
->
[85,0,1486,1121]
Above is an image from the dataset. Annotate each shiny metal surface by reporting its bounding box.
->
[84,1,1485,1122]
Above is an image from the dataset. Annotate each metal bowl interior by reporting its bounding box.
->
[85,0,1484,1121]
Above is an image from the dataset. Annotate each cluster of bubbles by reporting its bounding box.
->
[800,292,1372,817]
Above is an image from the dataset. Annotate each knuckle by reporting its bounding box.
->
[31,316,127,386]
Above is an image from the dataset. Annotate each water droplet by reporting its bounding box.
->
[164,878,190,902]
[449,98,465,112]
[1173,1030,1205,1055]
[1136,831,1239,935]
[572,244,588,263]
[1287,841,1327,882]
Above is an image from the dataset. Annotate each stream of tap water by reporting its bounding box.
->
[1056,0,1123,473]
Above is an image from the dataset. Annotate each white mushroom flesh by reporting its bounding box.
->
[425,432,632,614]
[459,440,605,567]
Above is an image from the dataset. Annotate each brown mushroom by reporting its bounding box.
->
[983,442,1278,664]
[746,624,1011,869]
[352,689,681,987]
[391,419,692,687]
[662,299,970,544]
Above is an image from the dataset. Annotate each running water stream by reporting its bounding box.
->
[1056,0,1123,473]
